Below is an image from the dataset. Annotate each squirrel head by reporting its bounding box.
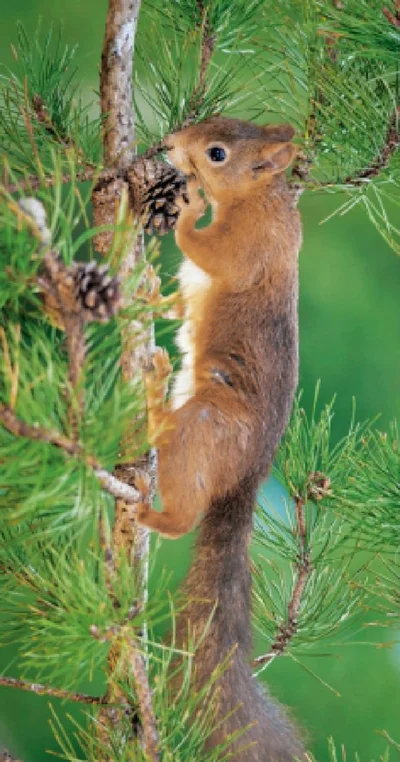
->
[165,117,297,201]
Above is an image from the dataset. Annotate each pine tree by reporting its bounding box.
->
[0,1,399,760]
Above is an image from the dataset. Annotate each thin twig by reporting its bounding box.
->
[0,325,20,410]
[2,167,97,195]
[197,4,216,92]
[292,107,399,192]
[0,675,107,705]
[1,150,168,195]
[183,1,217,126]
[16,198,86,438]
[0,403,141,504]
[41,254,86,438]
[383,0,400,28]
[140,141,167,160]
[344,107,399,186]
[99,509,117,585]
[253,496,312,669]
[21,78,44,186]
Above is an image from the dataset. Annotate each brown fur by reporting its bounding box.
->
[138,117,305,759]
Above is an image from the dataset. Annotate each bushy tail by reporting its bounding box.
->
[177,476,305,761]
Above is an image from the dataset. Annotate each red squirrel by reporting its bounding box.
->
[138,117,305,761]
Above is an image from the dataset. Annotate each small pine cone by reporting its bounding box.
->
[127,158,187,235]
[306,471,332,502]
[72,261,122,323]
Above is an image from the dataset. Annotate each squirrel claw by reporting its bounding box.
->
[135,471,151,519]
[136,264,163,306]
[135,470,151,499]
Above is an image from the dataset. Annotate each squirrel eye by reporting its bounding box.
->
[207,146,226,163]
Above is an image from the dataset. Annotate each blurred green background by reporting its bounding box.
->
[0,2,400,760]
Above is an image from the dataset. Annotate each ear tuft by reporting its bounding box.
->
[263,123,296,143]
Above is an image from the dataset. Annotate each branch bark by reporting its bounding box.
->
[0,676,107,705]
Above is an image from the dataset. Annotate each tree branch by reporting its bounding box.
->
[253,496,312,669]
[94,0,158,756]
[0,675,107,705]
[128,640,160,761]
[0,403,141,504]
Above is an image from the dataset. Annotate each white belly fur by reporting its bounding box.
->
[172,258,212,410]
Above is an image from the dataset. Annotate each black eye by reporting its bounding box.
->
[207,146,226,162]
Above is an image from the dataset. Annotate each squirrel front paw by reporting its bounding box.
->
[177,177,207,221]
[143,347,173,444]
[144,347,173,388]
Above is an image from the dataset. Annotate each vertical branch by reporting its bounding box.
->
[128,639,160,761]
[94,0,157,754]
[100,0,139,168]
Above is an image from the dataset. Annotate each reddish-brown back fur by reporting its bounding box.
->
[138,117,305,759]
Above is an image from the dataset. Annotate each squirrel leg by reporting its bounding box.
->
[174,180,229,278]
[137,388,254,538]
[143,346,173,444]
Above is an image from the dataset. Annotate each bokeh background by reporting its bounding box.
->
[0,2,399,760]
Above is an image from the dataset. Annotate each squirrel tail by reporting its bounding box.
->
[177,476,305,761]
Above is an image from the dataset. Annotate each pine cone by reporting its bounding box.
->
[127,159,187,235]
[306,471,332,502]
[72,261,122,323]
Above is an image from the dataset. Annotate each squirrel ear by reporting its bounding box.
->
[259,143,297,174]
[262,123,296,143]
